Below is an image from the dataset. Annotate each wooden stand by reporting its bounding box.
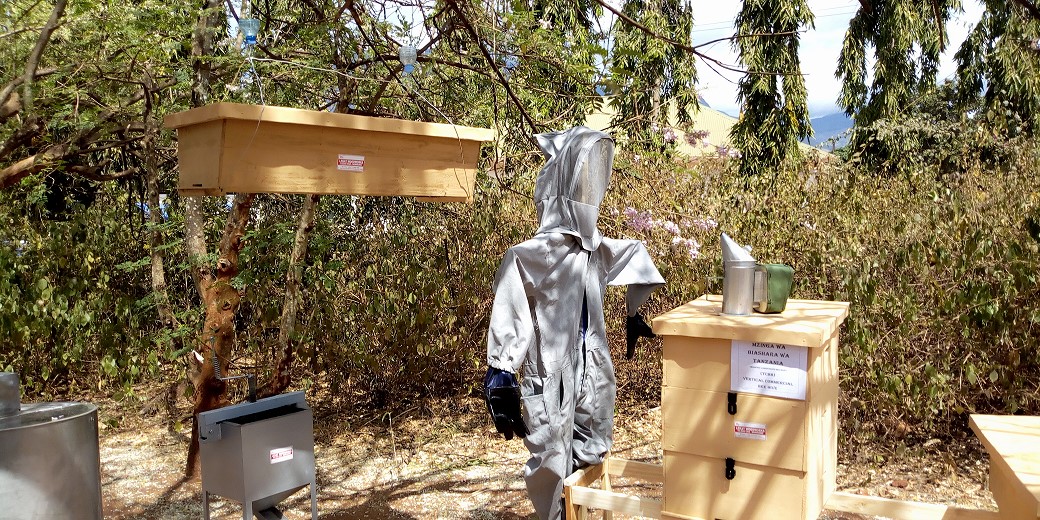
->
[564,456,1000,519]
[164,103,495,202]
[563,458,664,520]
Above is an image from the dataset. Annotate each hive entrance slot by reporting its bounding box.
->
[226,404,303,425]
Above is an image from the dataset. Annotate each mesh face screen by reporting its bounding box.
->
[572,140,612,206]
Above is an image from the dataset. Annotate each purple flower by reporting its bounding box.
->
[670,237,702,260]
[662,127,677,144]
[624,207,654,232]
[686,238,702,259]
[661,220,680,235]
[685,129,709,147]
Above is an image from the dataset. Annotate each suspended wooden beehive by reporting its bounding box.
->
[164,103,495,202]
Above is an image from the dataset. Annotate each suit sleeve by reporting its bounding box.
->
[600,238,665,316]
[486,249,536,373]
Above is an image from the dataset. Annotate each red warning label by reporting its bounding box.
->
[337,154,365,172]
[270,446,294,463]
[734,421,767,441]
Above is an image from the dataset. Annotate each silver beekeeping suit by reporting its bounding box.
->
[486,126,665,520]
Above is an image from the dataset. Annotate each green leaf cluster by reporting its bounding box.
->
[607,0,697,145]
[730,0,814,177]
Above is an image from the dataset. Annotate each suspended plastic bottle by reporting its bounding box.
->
[399,45,417,74]
[240,18,260,45]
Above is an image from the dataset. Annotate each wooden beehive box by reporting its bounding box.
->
[652,295,849,520]
[969,415,1040,519]
[164,103,495,202]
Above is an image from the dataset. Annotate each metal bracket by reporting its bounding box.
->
[725,457,736,480]
[727,392,737,415]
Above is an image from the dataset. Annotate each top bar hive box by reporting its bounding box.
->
[164,103,495,202]
[652,295,849,520]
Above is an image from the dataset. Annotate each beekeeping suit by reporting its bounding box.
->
[485,126,665,520]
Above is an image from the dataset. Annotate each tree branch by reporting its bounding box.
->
[446,0,539,137]
[21,0,67,115]
[931,0,946,52]
[1012,0,1040,22]
[594,0,779,76]
[0,68,57,123]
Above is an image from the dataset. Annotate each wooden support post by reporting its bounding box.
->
[601,456,613,520]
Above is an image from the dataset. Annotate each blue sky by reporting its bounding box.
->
[677,1,986,117]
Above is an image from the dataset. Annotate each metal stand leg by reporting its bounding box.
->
[310,479,318,519]
[202,490,210,520]
[243,500,252,520]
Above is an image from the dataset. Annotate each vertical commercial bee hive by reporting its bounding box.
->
[652,295,849,520]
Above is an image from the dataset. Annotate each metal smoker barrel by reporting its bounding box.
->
[0,372,104,519]
[198,391,317,520]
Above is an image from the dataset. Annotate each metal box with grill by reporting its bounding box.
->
[198,391,317,520]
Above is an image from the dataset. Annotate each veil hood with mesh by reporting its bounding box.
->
[533,126,614,251]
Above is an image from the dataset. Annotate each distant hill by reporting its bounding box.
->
[805,112,852,149]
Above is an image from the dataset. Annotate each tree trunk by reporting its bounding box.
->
[185,193,254,477]
[183,197,210,296]
[142,89,175,328]
[262,194,321,398]
[184,0,237,478]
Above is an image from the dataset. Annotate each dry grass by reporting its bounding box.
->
[98,396,996,519]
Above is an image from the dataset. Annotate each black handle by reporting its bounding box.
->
[727,392,737,415]
[725,457,736,480]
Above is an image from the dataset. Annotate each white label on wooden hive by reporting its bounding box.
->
[730,340,808,400]
[337,154,365,172]
[734,421,768,440]
[269,446,294,464]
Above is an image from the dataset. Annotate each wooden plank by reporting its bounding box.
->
[662,387,807,472]
[164,103,496,142]
[970,415,1040,517]
[568,487,662,518]
[564,483,588,520]
[652,295,850,349]
[605,459,664,482]
[660,512,704,520]
[825,492,1001,520]
[989,455,1039,519]
[564,464,604,489]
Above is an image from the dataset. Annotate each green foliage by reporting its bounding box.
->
[837,0,957,125]
[2,0,1040,451]
[730,0,814,177]
[612,137,1040,441]
[843,82,1019,176]
[0,181,174,397]
[607,0,697,145]
[955,0,1040,136]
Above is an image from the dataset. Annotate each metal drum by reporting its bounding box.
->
[0,373,103,520]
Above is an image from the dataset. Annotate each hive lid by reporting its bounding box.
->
[652,294,849,348]
[0,402,96,431]
[163,103,496,142]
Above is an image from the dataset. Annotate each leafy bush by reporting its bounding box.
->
[3,129,1040,446]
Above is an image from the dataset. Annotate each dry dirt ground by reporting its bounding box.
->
[98,397,998,519]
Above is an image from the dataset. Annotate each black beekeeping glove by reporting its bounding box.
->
[625,313,656,360]
[484,367,528,440]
